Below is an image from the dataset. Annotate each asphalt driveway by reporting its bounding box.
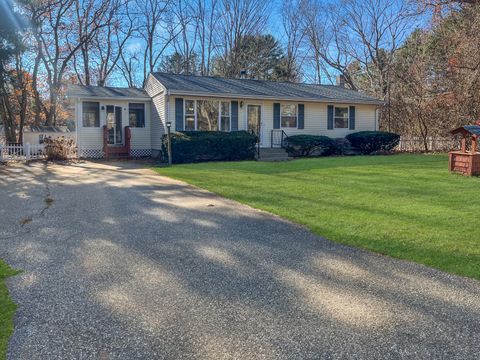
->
[0,161,479,359]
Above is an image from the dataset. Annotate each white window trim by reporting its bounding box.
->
[334,105,349,129]
[183,99,231,131]
[81,101,101,128]
[280,103,298,129]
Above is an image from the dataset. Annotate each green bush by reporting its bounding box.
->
[345,131,400,154]
[284,135,337,157]
[162,131,258,164]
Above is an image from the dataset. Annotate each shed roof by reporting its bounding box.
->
[67,84,149,99]
[25,125,70,133]
[451,125,480,136]
[152,72,383,104]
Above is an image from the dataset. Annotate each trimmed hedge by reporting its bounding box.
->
[346,131,400,154]
[162,131,258,164]
[284,135,337,157]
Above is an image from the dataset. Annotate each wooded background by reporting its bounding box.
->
[1,0,479,150]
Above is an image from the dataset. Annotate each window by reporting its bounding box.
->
[183,99,231,131]
[334,107,349,128]
[197,100,218,130]
[220,101,230,131]
[129,103,145,128]
[281,104,297,128]
[185,100,195,130]
[82,101,100,127]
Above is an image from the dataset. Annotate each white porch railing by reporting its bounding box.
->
[0,143,46,162]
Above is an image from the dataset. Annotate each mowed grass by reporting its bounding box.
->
[154,154,480,280]
[0,261,18,359]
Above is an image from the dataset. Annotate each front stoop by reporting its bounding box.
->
[258,148,291,161]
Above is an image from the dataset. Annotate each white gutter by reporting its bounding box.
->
[166,90,383,105]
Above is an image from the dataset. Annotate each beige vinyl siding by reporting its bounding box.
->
[145,74,166,150]
[168,96,378,147]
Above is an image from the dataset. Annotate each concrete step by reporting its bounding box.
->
[258,148,291,161]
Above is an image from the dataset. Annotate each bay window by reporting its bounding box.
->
[184,99,231,131]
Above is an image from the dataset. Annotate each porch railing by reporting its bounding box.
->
[271,129,289,148]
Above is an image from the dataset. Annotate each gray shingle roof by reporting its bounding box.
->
[68,84,149,99]
[153,72,382,104]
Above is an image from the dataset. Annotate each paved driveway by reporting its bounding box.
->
[0,161,479,359]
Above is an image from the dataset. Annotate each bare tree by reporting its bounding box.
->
[196,0,218,75]
[135,0,175,85]
[280,0,308,81]
[215,0,269,78]
[171,0,199,75]
[28,0,112,125]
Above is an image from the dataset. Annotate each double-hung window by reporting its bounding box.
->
[220,101,230,131]
[129,103,145,128]
[334,107,349,128]
[82,101,100,127]
[185,100,195,130]
[281,104,297,128]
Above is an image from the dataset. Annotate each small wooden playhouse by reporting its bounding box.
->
[449,124,480,176]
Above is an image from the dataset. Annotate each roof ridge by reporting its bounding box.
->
[152,71,342,88]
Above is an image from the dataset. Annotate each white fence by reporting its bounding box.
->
[0,143,47,162]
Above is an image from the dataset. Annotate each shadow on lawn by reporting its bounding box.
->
[1,160,479,359]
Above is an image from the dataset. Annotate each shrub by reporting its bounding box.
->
[162,131,258,164]
[43,136,76,161]
[345,131,400,154]
[283,135,337,157]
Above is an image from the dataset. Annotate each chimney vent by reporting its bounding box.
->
[336,74,346,88]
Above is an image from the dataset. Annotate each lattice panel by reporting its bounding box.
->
[78,148,104,159]
[130,148,152,158]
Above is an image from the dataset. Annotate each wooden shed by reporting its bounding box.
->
[449,125,480,176]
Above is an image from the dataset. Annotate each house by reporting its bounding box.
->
[67,73,383,159]
[23,125,74,145]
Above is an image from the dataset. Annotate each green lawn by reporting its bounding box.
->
[154,154,480,280]
[0,261,18,359]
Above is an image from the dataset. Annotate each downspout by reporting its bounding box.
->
[166,91,170,134]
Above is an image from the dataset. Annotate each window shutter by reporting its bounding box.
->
[298,104,305,129]
[273,103,280,129]
[231,101,238,131]
[175,98,183,131]
[327,105,334,130]
[349,106,356,130]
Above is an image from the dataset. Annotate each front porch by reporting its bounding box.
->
[102,125,131,159]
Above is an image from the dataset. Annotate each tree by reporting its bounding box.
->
[0,0,28,143]
[213,34,293,81]
[215,0,269,78]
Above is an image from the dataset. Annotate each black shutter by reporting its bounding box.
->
[273,103,280,129]
[298,104,305,129]
[231,101,238,131]
[175,98,183,131]
[349,106,356,130]
[327,105,334,130]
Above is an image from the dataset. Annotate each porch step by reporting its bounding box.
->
[258,148,291,161]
